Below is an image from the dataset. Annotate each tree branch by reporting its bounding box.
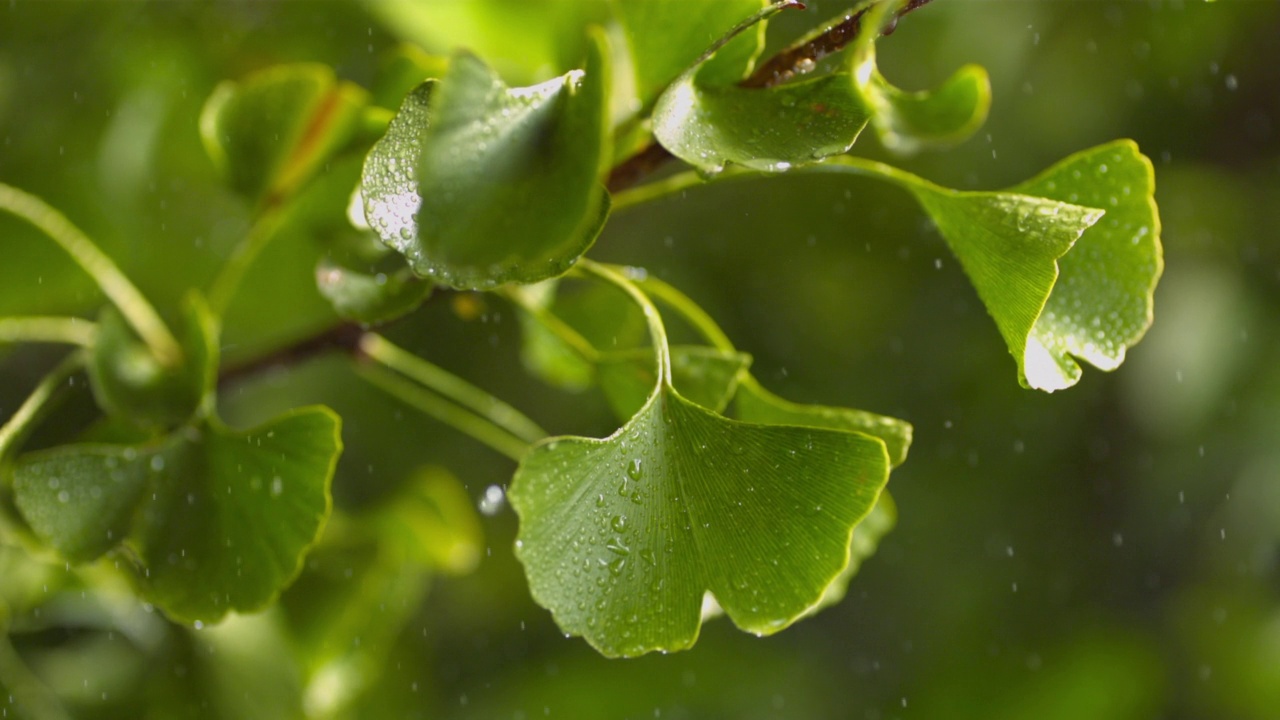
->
[606,0,936,194]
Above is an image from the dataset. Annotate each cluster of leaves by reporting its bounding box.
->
[0,2,1160,703]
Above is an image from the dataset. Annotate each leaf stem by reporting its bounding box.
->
[355,362,531,462]
[574,260,672,387]
[0,351,85,469]
[359,333,547,443]
[612,155,934,213]
[0,317,98,347]
[634,277,736,354]
[0,183,181,366]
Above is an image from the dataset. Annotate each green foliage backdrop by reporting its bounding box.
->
[1,1,1278,718]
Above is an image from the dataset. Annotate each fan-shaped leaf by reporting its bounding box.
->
[1014,140,1163,390]
[653,72,871,174]
[614,0,768,107]
[201,64,368,206]
[509,386,889,657]
[87,294,216,429]
[13,408,341,624]
[361,39,611,289]
[850,8,989,154]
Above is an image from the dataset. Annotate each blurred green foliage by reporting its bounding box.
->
[1,1,1278,718]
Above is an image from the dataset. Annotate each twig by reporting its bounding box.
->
[217,321,366,389]
[606,0,936,193]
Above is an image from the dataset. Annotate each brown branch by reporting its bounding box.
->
[217,321,366,389]
[605,0,937,193]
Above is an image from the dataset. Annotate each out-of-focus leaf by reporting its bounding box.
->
[378,466,483,573]
[614,0,768,106]
[200,63,368,206]
[315,249,432,324]
[87,294,216,429]
[372,45,450,111]
[361,39,610,289]
[366,0,609,85]
[807,491,896,613]
[13,407,342,625]
[12,444,150,562]
[509,384,889,657]
[597,345,750,422]
[512,279,647,391]
[126,407,340,623]
[734,376,912,467]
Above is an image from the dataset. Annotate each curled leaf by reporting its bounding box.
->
[361,38,611,289]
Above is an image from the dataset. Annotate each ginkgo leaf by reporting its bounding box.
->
[849,4,990,154]
[315,251,432,325]
[651,3,870,174]
[87,294,217,430]
[201,64,368,207]
[13,408,342,624]
[1014,140,1163,391]
[909,187,1104,389]
[13,445,150,562]
[614,0,768,106]
[509,386,889,657]
[361,38,611,290]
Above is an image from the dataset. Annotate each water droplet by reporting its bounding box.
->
[611,515,628,533]
[606,540,630,556]
[608,557,627,576]
[270,477,284,497]
[150,455,165,472]
[478,484,505,515]
[57,490,70,503]
[627,458,643,481]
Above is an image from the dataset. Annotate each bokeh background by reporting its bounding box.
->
[2,1,1278,718]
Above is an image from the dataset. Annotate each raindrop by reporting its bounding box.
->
[627,458,643,481]
[1224,74,1238,91]
[478,484,506,516]
[270,477,284,497]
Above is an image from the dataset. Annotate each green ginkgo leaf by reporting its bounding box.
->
[1013,140,1163,391]
[849,4,990,154]
[651,3,870,174]
[11,407,340,623]
[315,253,432,325]
[361,38,611,290]
[87,294,217,430]
[509,382,888,657]
[614,0,768,107]
[127,408,341,623]
[201,64,368,207]
[909,187,1104,389]
[13,445,151,563]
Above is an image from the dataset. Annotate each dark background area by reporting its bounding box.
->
[2,1,1278,718]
